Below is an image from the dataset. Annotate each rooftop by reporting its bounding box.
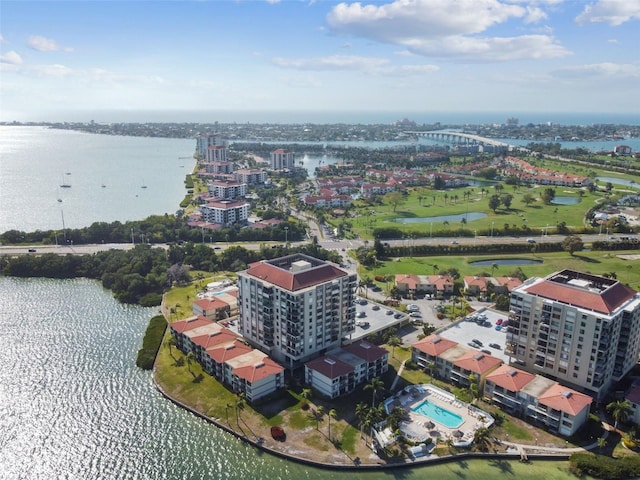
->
[538,383,592,416]
[485,364,535,392]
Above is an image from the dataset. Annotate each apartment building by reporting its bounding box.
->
[200,199,250,226]
[196,134,225,158]
[207,180,248,200]
[234,168,268,185]
[237,254,357,369]
[205,145,228,163]
[270,149,295,170]
[507,270,640,400]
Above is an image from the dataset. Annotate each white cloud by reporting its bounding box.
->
[271,53,439,76]
[0,50,23,65]
[326,0,566,61]
[575,0,640,26]
[30,64,74,77]
[552,62,640,78]
[271,54,389,71]
[0,34,7,44]
[27,35,73,52]
[405,34,569,61]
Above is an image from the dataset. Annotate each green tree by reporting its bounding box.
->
[501,193,514,209]
[607,399,633,429]
[384,191,405,212]
[186,351,195,377]
[301,388,312,402]
[597,436,607,452]
[165,334,177,360]
[522,192,536,206]
[541,187,556,205]
[364,377,385,408]
[562,235,584,256]
[473,427,491,451]
[488,194,501,213]
[315,405,325,430]
[388,335,402,358]
[355,402,369,439]
[328,408,337,441]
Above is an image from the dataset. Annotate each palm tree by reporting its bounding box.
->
[491,263,499,276]
[301,388,312,402]
[186,351,195,377]
[473,427,491,451]
[432,264,439,275]
[364,377,385,408]
[328,408,337,441]
[235,395,245,425]
[388,335,402,358]
[315,405,325,430]
[607,399,633,429]
[355,402,369,440]
[597,436,607,452]
[424,360,436,379]
[165,334,177,360]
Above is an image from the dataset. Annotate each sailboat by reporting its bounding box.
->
[60,175,71,188]
[57,188,62,202]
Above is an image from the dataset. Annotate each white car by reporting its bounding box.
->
[407,304,419,312]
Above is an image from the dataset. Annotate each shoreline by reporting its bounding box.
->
[151,342,576,472]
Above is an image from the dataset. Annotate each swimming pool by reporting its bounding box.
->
[412,400,463,429]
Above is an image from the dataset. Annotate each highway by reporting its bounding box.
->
[0,233,618,257]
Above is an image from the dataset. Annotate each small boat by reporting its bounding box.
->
[60,176,71,188]
[141,179,147,189]
[101,184,106,188]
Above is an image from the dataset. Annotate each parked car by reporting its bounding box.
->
[489,343,501,349]
[28,248,37,253]
[496,318,503,325]
[472,339,483,347]
[394,313,403,319]
[495,325,502,331]
[527,238,536,243]
[481,349,492,355]
[357,311,366,318]
[372,305,380,311]
[386,309,394,315]
[409,312,421,318]
[467,341,480,348]
[407,304,419,312]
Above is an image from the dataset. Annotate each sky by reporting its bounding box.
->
[1,0,639,123]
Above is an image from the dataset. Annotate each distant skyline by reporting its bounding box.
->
[1,0,639,123]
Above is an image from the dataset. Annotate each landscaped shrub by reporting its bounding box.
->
[569,452,640,479]
[270,426,286,442]
[136,315,167,370]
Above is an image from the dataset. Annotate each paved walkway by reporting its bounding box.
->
[500,419,613,455]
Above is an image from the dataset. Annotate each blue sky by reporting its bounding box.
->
[1,0,639,122]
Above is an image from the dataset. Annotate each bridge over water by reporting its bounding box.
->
[405,130,515,149]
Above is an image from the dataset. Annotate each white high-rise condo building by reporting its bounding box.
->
[507,270,640,400]
[270,149,295,170]
[237,254,357,369]
[196,134,225,158]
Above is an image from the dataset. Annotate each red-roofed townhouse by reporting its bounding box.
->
[305,355,356,399]
[490,276,523,295]
[395,274,453,299]
[170,315,219,353]
[411,334,457,378]
[205,340,253,380]
[342,341,389,380]
[231,356,285,402]
[191,328,239,364]
[464,276,489,297]
[451,349,502,390]
[483,365,536,415]
[192,297,231,321]
[532,384,592,436]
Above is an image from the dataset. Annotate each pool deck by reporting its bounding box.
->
[385,384,493,447]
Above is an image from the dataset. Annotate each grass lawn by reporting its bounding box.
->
[333,159,640,240]
[360,249,640,291]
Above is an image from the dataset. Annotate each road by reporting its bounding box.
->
[0,233,615,257]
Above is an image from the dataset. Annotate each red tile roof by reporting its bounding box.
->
[413,334,457,357]
[492,277,523,291]
[245,259,347,292]
[192,297,229,311]
[524,275,636,314]
[191,328,238,350]
[396,274,420,289]
[342,341,388,362]
[453,350,502,375]
[538,384,592,416]
[233,357,284,383]
[170,315,213,333]
[207,341,253,364]
[305,355,354,379]
[485,365,535,392]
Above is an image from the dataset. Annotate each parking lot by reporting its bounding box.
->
[437,308,511,363]
[349,296,410,342]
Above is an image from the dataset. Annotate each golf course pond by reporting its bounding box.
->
[469,258,543,266]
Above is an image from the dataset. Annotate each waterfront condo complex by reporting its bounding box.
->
[506,270,640,401]
[237,254,357,369]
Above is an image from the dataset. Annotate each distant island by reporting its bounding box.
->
[2,119,639,144]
